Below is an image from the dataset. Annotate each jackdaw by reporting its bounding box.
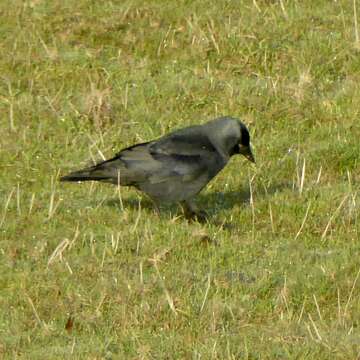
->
[60,116,255,220]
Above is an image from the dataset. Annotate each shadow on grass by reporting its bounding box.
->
[106,196,156,211]
[104,181,292,221]
[198,189,250,211]
[104,190,249,213]
[198,181,292,212]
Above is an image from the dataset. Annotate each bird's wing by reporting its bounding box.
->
[146,130,225,184]
[149,127,218,157]
[110,138,208,186]
[61,128,225,187]
[103,142,158,185]
[91,127,225,187]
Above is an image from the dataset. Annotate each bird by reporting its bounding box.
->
[60,116,255,221]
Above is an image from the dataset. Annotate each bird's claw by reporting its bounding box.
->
[183,209,208,223]
[193,210,208,223]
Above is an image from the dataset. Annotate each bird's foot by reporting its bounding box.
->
[192,210,208,223]
[184,209,208,223]
[181,201,208,223]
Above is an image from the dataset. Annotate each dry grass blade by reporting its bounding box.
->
[26,293,49,332]
[297,300,306,324]
[248,173,256,238]
[207,21,220,54]
[354,0,360,46]
[268,201,275,234]
[253,0,261,13]
[157,24,172,56]
[294,201,311,240]
[86,133,106,161]
[3,79,16,131]
[316,165,322,185]
[47,238,70,267]
[299,158,306,195]
[48,173,62,220]
[200,273,212,313]
[321,194,349,240]
[16,183,21,216]
[337,287,343,325]
[313,294,323,322]
[344,267,360,318]
[279,0,288,19]
[308,313,322,342]
[1,187,15,228]
[152,261,177,316]
[131,199,142,233]
[28,192,36,215]
[116,170,124,211]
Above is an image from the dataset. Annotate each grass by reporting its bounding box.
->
[1,0,360,358]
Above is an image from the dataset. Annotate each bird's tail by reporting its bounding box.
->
[60,157,121,183]
[60,167,109,182]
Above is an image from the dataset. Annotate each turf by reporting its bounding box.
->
[1,0,360,358]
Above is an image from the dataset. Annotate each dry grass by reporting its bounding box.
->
[0,0,360,358]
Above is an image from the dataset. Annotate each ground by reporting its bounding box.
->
[1,0,360,358]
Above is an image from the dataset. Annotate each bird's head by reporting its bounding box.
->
[232,122,255,163]
[209,117,255,163]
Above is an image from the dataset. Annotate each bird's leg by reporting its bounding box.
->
[180,200,208,223]
[149,198,161,217]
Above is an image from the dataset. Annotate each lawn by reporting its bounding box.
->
[1,0,360,358]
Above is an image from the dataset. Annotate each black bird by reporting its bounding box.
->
[60,116,255,220]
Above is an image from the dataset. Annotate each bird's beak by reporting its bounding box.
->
[245,151,255,163]
[243,146,255,163]
[239,144,255,163]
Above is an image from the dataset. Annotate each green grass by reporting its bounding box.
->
[1,0,360,358]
